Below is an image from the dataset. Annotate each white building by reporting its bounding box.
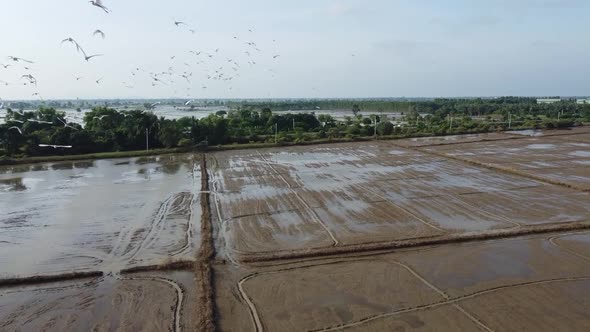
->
[536,98,561,104]
[576,98,590,105]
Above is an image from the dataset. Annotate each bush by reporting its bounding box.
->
[178,138,192,147]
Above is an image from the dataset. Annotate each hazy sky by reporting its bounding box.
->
[1,0,589,99]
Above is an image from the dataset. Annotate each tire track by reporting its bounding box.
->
[237,258,492,332]
[127,194,176,261]
[169,193,197,257]
[120,276,184,332]
[548,231,590,262]
[356,183,446,233]
[208,155,251,267]
[313,276,590,331]
[256,150,339,246]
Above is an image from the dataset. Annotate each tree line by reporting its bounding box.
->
[1,98,588,157]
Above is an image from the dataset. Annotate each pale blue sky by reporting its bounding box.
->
[1,0,589,99]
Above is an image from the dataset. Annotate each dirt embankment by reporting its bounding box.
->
[120,260,195,274]
[0,271,103,288]
[239,221,590,264]
[196,154,216,331]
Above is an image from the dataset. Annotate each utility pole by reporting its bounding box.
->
[292,118,295,131]
[145,128,149,152]
[449,115,453,131]
[274,123,278,144]
[508,112,512,129]
[373,117,377,138]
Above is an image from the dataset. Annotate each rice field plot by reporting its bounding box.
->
[0,154,201,277]
[422,132,590,190]
[0,271,196,331]
[210,139,590,256]
[218,233,590,331]
[395,132,513,148]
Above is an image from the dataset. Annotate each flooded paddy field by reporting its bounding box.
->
[0,271,196,331]
[211,129,590,331]
[209,130,590,258]
[215,233,590,331]
[2,127,589,331]
[0,154,201,277]
[423,130,590,190]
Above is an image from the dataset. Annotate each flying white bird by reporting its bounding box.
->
[21,74,37,85]
[8,120,24,124]
[174,21,186,27]
[185,100,194,106]
[75,76,83,81]
[273,55,280,59]
[8,126,23,135]
[61,38,85,54]
[93,29,105,39]
[95,78,103,84]
[151,102,161,107]
[93,115,109,120]
[57,117,78,130]
[8,56,33,64]
[0,64,10,69]
[89,0,110,13]
[39,144,73,149]
[84,53,103,62]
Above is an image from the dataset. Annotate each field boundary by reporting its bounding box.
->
[238,221,590,263]
[0,271,103,288]
[195,154,217,332]
[409,143,590,192]
[120,260,195,274]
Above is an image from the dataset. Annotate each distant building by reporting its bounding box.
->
[576,98,590,105]
[536,98,561,104]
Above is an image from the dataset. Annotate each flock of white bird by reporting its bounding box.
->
[0,0,283,151]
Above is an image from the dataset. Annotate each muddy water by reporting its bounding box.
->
[0,271,194,331]
[0,154,200,277]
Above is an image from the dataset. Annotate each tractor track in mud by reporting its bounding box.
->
[311,276,590,331]
[119,275,184,332]
[256,150,339,246]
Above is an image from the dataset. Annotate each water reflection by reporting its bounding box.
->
[4,165,32,174]
[51,160,95,171]
[51,162,75,171]
[31,164,49,172]
[160,162,182,175]
[73,161,95,169]
[0,178,27,192]
[135,157,158,165]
